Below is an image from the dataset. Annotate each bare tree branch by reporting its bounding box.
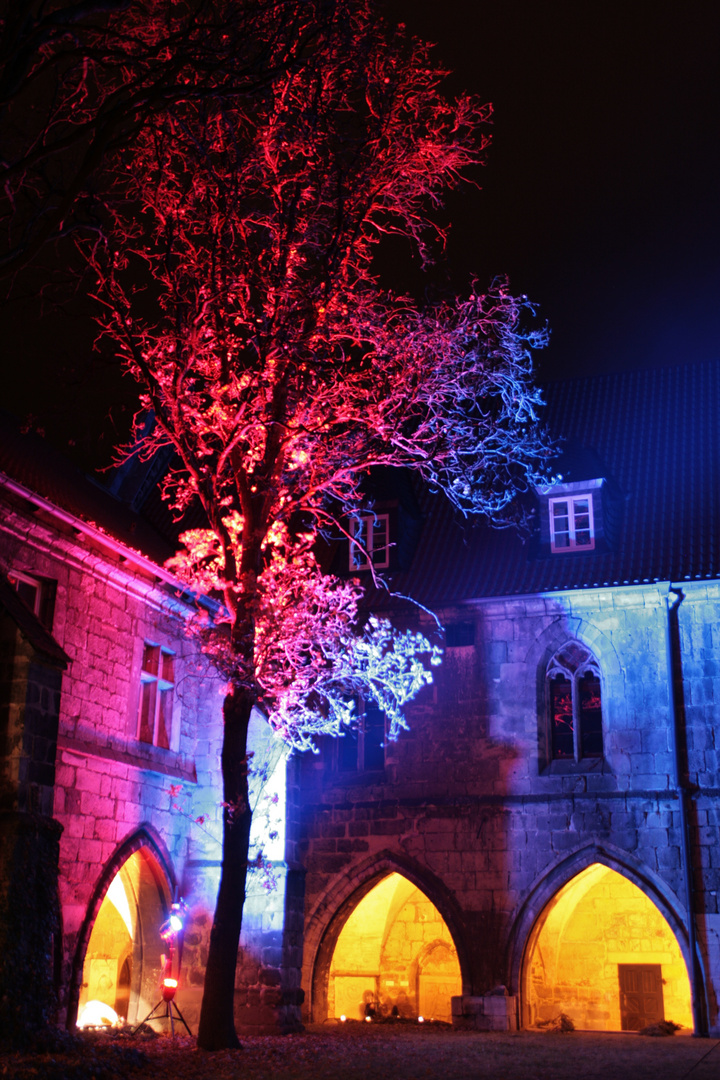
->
[66,0,553,1050]
[0,0,331,278]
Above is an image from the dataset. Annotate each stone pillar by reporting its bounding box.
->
[451,991,518,1031]
[178,708,306,1036]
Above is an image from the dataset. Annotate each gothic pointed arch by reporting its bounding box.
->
[67,827,175,1029]
[302,850,469,1022]
[504,842,707,1032]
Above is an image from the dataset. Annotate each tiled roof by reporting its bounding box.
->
[0,411,174,566]
[375,359,720,607]
[2,359,718,607]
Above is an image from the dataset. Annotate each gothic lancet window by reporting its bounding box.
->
[546,643,603,761]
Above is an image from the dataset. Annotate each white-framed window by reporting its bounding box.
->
[547,642,603,761]
[8,570,42,616]
[349,514,390,571]
[8,570,56,630]
[137,643,175,749]
[549,493,595,552]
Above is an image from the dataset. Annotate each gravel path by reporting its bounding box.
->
[2,1024,719,1080]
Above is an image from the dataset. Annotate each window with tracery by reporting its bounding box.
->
[547,642,603,761]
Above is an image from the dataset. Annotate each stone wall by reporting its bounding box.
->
[0,599,65,1043]
[0,614,64,817]
[0,495,226,1031]
[299,583,720,1034]
[3,479,719,1037]
[0,812,62,1042]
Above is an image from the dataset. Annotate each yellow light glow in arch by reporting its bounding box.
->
[328,872,461,1022]
[524,863,693,1031]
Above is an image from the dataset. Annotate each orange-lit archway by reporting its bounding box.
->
[327,873,462,1022]
[522,863,693,1031]
[77,848,171,1027]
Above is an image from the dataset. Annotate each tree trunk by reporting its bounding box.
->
[197,687,254,1050]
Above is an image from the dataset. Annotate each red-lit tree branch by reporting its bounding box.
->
[82,0,551,1050]
[0,0,331,280]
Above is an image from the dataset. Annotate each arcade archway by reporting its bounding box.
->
[327,873,462,1022]
[522,863,693,1031]
[77,848,171,1027]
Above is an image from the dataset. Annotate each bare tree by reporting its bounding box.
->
[0,0,329,280]
[83,0,550,1049]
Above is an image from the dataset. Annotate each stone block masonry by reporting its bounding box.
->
[3,475,720,1038]
[0,493,227,1032]
[298,584,720,1035]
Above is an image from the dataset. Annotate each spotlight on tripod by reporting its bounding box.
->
[132,899,192,1037]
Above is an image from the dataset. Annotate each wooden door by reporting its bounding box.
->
[618,964,664,1030]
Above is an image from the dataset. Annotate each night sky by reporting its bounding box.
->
[3,0,720,464]
[386,0,720,381]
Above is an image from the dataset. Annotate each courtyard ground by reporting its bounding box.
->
[2,1022,719,1080]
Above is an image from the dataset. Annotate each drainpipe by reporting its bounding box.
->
[665,586,706,1036]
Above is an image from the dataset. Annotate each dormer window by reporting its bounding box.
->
[536,477,606,557]
[8,570,56,630]
[8,571,41,616]
[349,514,390,571]
[549,493,595,552]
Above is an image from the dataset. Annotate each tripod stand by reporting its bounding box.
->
[132,900,192,1038]
[133,993,192,1037]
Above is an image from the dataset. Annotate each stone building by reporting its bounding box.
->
[1,358,719,1039]
[0,413,302,1037]
[297,360,720,1036]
